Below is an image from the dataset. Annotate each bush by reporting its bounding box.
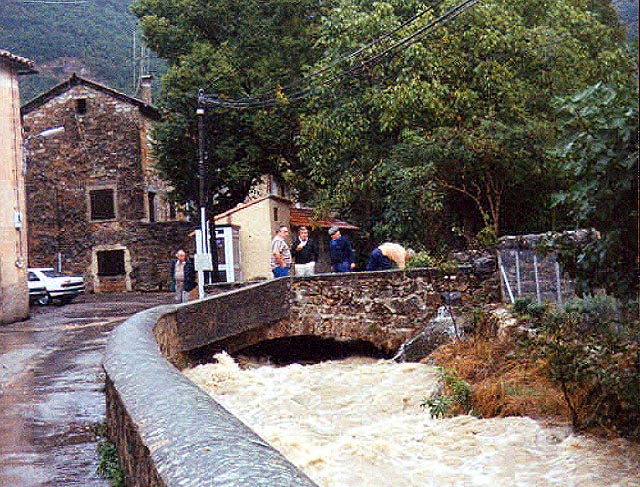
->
[474,225,497,249]
[94,423,125,487]
[422,367,473,418]
[528,296,640,438]
[406,250,438,268]
[512,297,548,320]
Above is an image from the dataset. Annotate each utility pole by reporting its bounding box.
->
[197,89,207,234]
[194,89,218,298]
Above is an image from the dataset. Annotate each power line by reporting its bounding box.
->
[23,1,88,4]
[232,0,447,103]
[199,0,482,110]
[202,0,481,109]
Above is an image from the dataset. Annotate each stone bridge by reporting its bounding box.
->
[104,268,497,486]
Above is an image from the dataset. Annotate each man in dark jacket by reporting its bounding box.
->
[170,249,196,302]
[328,226,355,273]
[291,226,319,276]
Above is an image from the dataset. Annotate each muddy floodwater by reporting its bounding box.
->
[185,353,640,487]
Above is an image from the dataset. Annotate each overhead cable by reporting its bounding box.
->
[200,0,482,109]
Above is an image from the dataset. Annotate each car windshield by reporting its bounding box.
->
[28,272,40,281]
[41,270,71,278]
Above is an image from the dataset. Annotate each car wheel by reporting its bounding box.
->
[59,296,73,305]
[37,293,51,306]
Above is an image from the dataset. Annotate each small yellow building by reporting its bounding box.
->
[215,194,292,280]
[214,193,358,280]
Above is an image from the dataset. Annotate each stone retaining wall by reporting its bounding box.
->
[495,232,591,305]
[288,268,496,353]
[104,268,498,486]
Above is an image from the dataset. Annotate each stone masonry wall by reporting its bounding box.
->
[104,302,318,487]
[288,268,497,353]
[105,375,165,487]
[161,279,291,363]
[198,268,498,357]
[23,85,193,291]
[496,231,591,305]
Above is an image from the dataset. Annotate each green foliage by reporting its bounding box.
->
[94,423,125,487]
[512,297,548,320]
[131,0,331,211]
[0,0,165,101]
[422,367,473,418]
[424,393,454,419]
[525,296,640,438]
[406,250,438,268]
[550,77,638,300]
[474,225,497,249]
[299,0,633,253]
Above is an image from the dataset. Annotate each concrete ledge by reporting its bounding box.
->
[103,281,318,487]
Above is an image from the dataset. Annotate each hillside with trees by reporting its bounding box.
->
[0,0,164,101]
[614,0,638,38]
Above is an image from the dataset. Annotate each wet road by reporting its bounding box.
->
[0,293,174,487]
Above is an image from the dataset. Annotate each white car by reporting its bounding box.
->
[27,271,47,303]
[28,268,85,305]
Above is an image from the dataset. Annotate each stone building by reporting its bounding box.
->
[0,49,36,323]
[21,74,194,293]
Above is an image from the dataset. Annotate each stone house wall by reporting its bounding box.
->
[0,50,35,323]
[22,77,193,292]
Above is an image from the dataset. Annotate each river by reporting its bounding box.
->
[185,353,640,487]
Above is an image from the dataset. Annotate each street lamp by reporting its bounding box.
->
[23,125,65,176]
[20,125,65,269]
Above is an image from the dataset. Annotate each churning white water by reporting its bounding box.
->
[185,353,640,487]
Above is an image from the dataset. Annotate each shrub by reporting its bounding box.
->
[422,367,473,418]
[529,296,640,438]
[406,250,438,268]
[94,423,125,487]
[512,297,547,320]
[474,225,497,249]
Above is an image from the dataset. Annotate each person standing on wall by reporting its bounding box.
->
[271,224,292,278]
[328,226,356,273]
[171,249,196,303]
[366,242,415,271]
[291,226,319,277]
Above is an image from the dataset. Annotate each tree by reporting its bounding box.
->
[131,0,331,212]
[550,76,638,300]
[299,0,632,250]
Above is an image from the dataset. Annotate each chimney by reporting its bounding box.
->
[140,75,153,104]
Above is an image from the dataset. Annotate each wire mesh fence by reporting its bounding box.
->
[496,240,576,307]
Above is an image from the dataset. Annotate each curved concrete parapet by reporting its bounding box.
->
[103,289,318,487]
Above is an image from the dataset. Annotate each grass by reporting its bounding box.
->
[426,335,569,420]
[94,423,125,487]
